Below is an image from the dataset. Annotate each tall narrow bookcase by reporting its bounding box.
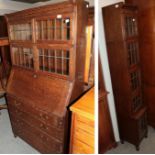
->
[103,3,147,150]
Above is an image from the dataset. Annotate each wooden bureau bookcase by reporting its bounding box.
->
[103,3,147,150]
[5,1,88,153]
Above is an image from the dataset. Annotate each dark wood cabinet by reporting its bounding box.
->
[0,16,8,37]
[103,3,148,150]
[5,1,88,153]
[0,16,11,86]
[125,0,155,130]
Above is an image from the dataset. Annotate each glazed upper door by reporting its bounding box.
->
[35,13,74,44]
[123,12,138,38]
[11,44,34,70]
[8,13,76,80]
[9,20,32,43]
[36,45,75,80]
[126,41,139,68]
[34,13,75,80]
[122,11,143,113]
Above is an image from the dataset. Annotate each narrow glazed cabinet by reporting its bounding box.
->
[124,0,155,129]
[103,2,147,150]
[5,1,88,153]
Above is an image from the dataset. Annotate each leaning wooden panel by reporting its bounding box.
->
[5,0,88,153]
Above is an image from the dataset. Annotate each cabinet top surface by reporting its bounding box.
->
[0,37,9,46]
[70,87,94,121]
[5,1,73,16]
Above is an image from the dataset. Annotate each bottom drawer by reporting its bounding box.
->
[8,103,64,141]
[72,139,94,154]
[11,117,63,154]
[70,114,94,154]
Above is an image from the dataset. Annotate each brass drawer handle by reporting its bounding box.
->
[39,113,43,117]
[58,121,63,126]
[40,134,44,138]
[45,116,49,120]
[33,74,37,78]
[40,124,43,127]
[19,112,22,116]
[15,101,21,106]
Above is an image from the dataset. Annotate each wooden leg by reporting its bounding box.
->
[121,140,124,144]
[145,133,148,138]
[0,104,7,109]
[136,145,140,151]
[113,142,118,148]
[12,131,17,138]
[145,131,148,138]
[14,134,17,138]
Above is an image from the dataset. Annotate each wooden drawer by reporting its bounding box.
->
[74,114,94,135]
[7,95,65,129]
[8,103,64,142]
[70,114,94,154]
[10,115,63,154]
[72,138,94,154]
[74,128,94,147]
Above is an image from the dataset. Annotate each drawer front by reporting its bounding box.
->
[74,128,94,147]
[138,112,147,140]
[71,114,94,154]
[7,95,65,129]
[72,138,94,154]
[8,103,64,142]
[10,115,63,154]
[75,114,94,135]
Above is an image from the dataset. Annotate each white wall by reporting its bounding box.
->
[99,0,124,7]
[98,0,124,142]
[0,0,32,14]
